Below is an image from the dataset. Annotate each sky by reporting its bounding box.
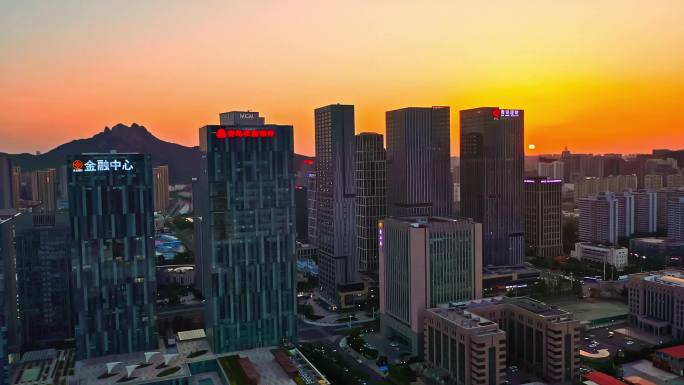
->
[1,0,683,156]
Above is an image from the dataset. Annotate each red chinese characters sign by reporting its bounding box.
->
[215,128,275,139]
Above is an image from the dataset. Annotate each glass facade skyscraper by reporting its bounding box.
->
[355,133,386,273]
[460,107,525,267]
[386,107,452,218]
[67,153,158,359]
[0,212,21,382]
[14,212,73,350]
[313,104,359,303]
[197,111,297,354]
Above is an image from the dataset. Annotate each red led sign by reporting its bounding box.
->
[303,159,314,165]
[215,128,275,139]
[492,107,501,118]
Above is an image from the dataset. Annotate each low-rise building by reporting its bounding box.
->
[628,270,684,339]
[465,297,580,384]
[423,307,506,385]
[629,237,684,266]
[653,345,684,376]
[571,243,628,271]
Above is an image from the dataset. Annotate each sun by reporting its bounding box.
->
[528,144,536,150]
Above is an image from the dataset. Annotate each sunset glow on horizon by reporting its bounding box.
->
[1,0,683,156]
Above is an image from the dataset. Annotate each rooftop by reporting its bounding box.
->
[644,270,684,287]
[657,344,684,359]
[428,307,499,330]
[583,371,627,385]
[502,296,570,317]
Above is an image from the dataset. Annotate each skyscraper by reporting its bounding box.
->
[152,165,170,213]
[67,153,158,358]
[577,193,619,244]
[0,154,14,209]
[460,107,525,266]
[14,213,73,350]
[197,111,297,353]
[386,107,452,217]
[306,172,317,246]
[0,212,21,381]
[355,133,386,273]
[31,168,57,212]
[379,217,482,357]
[313,104,359,304]
[524,177,563,258]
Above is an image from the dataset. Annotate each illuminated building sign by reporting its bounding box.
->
[239,113,255,119]
[302,159,314,165]
[524,179,562,183]
[72,158,135,173]
[215,128,275,139]
[492,108,519,118]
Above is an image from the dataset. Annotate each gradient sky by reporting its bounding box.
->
[1,0,683,156]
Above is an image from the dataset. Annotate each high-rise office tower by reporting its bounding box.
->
[11,166,21,209]
[306,173,317,246]
[668,197,684,241]
[524,177,563,258]
[152,165,170,213]
[14,213,73,350]
[67,153,158,358]
[197,111,297,353]
[0,154,14,209]
[460,107,525,266]
[355,133,386,273]
[313,104,359,304]
[577,193,619,244]
[31,168,57,212]
[0,212,21,381]
[386,107,452,217]
[379,217,482,357]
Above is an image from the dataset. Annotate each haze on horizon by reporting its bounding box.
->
[1,0,683,156]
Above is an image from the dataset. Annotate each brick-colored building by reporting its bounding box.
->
[424,306,506,385]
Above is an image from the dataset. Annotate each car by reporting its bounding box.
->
[608,332,614,337]
[510,365,519,372]
[389,342,399,347]
[356,358,363,364]
[589,343,598,348]
[626,340,634,345]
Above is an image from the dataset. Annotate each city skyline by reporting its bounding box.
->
[2,1,684,156]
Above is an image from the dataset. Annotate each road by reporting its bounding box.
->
[297,321,390,384]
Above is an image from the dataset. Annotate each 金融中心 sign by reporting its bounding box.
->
[72,159,135,173]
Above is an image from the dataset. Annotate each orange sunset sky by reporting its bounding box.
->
[1,0,683,156]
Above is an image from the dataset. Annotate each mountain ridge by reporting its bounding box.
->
[3,123,312,183]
